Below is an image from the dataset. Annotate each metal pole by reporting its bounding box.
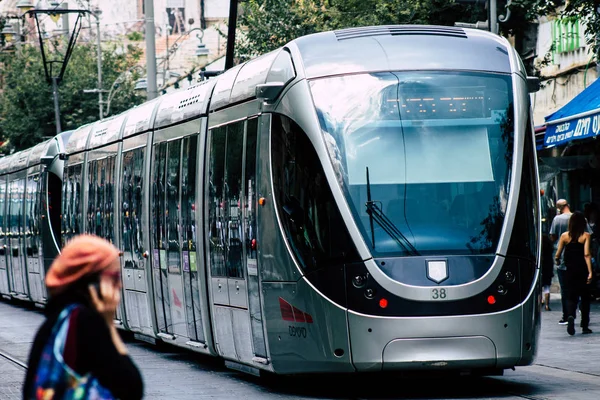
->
[95,15,103,119]
[52,77,62,134]
[144,0,158,100]
[490,0,498,34]
[225,0,238,70]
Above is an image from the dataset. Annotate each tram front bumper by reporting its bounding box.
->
[382,336,496,370]
[348,306,523,372]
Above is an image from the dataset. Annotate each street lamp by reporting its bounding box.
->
[1,24,17,43]
[158,27,209,91]
[16,0,35,12]
[22,3,102,134]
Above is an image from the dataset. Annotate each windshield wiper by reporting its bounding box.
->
[365,167,419,256]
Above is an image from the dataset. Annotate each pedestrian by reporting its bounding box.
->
[554,211,594,335]
[549,199,573,324]
[541,234,554,310]
[23,234,143,400]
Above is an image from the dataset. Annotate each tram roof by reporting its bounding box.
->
[290,25,512,78]
[27,139,52,168]
[87,113,128,150]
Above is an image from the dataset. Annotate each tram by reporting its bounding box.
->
[0,25,542,375]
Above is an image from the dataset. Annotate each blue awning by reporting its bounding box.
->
[542,77,600,149]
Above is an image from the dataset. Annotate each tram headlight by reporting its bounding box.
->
[352,275,367,288]
[497,285,507,295]
[505,271,515,283]
[364,288,375,299]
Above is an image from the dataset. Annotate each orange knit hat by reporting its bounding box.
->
[46,234,120,294]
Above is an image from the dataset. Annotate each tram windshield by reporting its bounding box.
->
[310,71,514,257]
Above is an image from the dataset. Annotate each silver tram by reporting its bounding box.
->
[0,25,542,375]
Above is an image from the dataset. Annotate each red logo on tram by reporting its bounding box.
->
[279,297,313,323]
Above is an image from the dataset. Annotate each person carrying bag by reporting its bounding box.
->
[23,234,144,400]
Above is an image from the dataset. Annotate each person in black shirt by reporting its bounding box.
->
[23,234,143,399]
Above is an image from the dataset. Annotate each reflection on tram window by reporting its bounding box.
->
[121,150,146,268]
[152,143,167,265]
[166,140,182,273]
[87,161,96,235]
[0,183,5,236]
[271,115,359,271]
[122,151,134,260]
[132,149,145,265]
[224,123,244,279]
[310,71,514,256]
[208,127,226,277]
[182,136,198,252]
[207,123,247,279]
[244,119,258,264]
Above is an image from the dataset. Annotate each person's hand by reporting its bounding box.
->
[587,273,593,284]
[89,276,120,326]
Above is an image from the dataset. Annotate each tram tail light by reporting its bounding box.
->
[379,298,388,308]
[251,239,257,250]
[487,295,496,305]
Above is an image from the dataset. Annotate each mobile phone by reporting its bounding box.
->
[90,281,103,299]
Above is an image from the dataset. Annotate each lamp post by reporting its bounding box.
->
[144,0,158,100]
[20,2,98,134]
[84,65,144,117]
[135,28,209,95]
[1,14,24,50]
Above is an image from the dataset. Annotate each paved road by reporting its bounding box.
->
[2,297,600,399]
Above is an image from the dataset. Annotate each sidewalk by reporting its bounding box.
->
[536,294,600,376]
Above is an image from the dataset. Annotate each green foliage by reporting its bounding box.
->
[234,0,487,61]
[0,42,145,152]
[127,31,144,42]
[560,0,600,57]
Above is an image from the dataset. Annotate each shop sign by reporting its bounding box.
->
[543,112,600,147]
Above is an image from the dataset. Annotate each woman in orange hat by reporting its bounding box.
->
[23,234,143,399]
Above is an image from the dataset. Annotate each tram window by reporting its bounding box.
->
[97,159,106,238]
[61,171,69,246]
[26,176,35,236]
[153,143,168,255]
[208,127,227,277]
[9,181,20,235]
[132,148,145,261]
[181,136,198,252]
[511,117,539,261]
[0,182,5,236]
[224,123,244,279]
[244,119,258,263]
[87,160,97,235]
[122,151,134,257]
[8,181,16,235]
[271,114,359,271]
[69,164,83,238]
[106,156,116,243]
[311,71,513,256]
[166,140,182,272]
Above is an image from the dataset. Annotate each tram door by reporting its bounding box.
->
[119,140,153,335]
[207,118,267,363]
[8,178,27,297]
[0,179,9,296]
[87,155,122,324]
[25,173,44,303]
[151,134,204,342]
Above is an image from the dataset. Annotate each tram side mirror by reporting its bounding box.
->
[58,153,69,161]
[40,156,54,166]
[256,82,285,103]
[527,76,540,93]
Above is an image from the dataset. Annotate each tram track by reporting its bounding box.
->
[0,347,28,371]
